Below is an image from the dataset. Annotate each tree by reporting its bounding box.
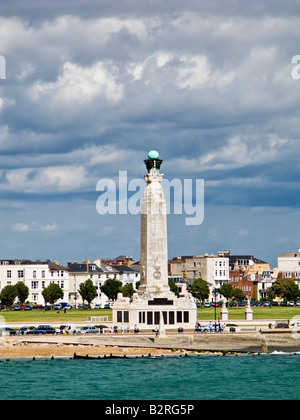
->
[78,279,98,308]
[15,282,29,305]
[232,288,246,303]
[121,283,135,298]
[101,278,122,301]
[285,281,300,302]
[187,278,210,307]
[168,278,179,297]
[42,283,63,309]
[270,278,300,302]
[0,285,18,309]
[270,278,290,299]
[219,283,234,302]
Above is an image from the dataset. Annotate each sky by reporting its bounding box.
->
[1,0,300,268]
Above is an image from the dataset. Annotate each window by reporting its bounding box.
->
[31,281,38,289]
[177,311,182,323]
[61,271,64,277]
[18,270,24,278]
[124,311,129,323]
[169,312,175,324]
[61,281,64,289]
[7,270,11,278]
[117,311,122,322]
[184,311,189,323]
[33,271,36,278]
[139,312,145,323]
[41,270,45,278]
[42,281,45,289]
[32,293,38,302]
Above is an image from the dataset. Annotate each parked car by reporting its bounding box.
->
[13,305,21,311]
[274,322,289,329]
[0,327,17,336]
[288,301,295,306]
[77,326,99,334]
[24,305,32,310]
[280,301,287,306]
[64,304,72,310]
[36,325,56,334]
[94,304,101,309]
[0,305,5,311]
[56,324,77,334]
[263,301,270,307]
[78,304,89,309]
[32,304,44,310]
[229,301,237,307]
[296,301,300,306]
[195,323,224,333]
[17,326,37,335]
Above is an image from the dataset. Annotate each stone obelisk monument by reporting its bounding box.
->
[112,151,197,330]
[139,150,171,296]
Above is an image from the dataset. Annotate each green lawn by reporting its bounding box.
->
[1,308,113,323]
[2,306,300,324]
[197,305,300,321]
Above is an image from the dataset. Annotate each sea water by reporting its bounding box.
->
[0,353,300,400]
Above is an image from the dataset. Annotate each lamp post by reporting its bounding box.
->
[213,288,218,331]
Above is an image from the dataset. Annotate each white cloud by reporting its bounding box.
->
[12,223,29,232]
[30,61,123,106]
[175,55,210,89]
[170,134,291,173]
[40,223,59,231]
[11,222,59,232]
[2,165,89,193]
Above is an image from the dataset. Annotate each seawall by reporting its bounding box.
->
[14,330,300,354]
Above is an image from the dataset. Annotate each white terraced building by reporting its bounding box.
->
[0,258,141,308]
[0,259,69,306]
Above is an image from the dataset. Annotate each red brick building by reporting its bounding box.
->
[229,269,256,300]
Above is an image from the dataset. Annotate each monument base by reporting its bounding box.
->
[112,291,197,330]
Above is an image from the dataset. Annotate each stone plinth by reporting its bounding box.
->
[245,298,253,321]
[220,300,229,321]
[112,292,197,330]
